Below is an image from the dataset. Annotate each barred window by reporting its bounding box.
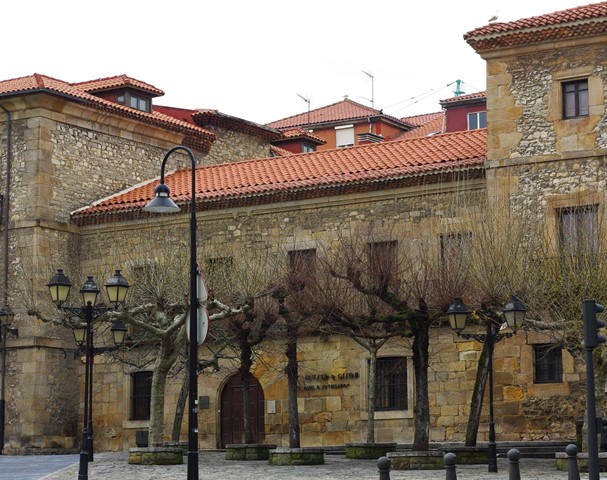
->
[367,241,398,292]
[558,205,598,258]
[533,344,563,384]
[131,371,153,420]
[287,249,316,290]
[375,357,408,411]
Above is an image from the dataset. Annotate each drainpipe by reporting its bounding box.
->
[0,104,12,454]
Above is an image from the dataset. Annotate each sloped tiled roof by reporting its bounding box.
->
[72,128,487,225]
[440,91,487,106]
[396,112,445,139]
[266,98,414,130]
[72,74,164,96]
[275,128,327,145]
[465,2,607,52]
[192,109,282,141]
[0,74,215,152]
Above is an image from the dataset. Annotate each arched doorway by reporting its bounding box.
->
[220,373,265,447]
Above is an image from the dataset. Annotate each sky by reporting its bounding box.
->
[3,0,595,125]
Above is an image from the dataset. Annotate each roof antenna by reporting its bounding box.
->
[298,94,311,124]
[362,70,375,109]
[453,79,465,97]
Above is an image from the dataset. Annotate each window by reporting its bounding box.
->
[335,125,355,148]
[131,371,153,420]
[367,240,398,292]
[116,92,151,112]
[375,357,408,411]
[562,80,589,118]
[558,205,598,258]
[301,143,316,153]
[467,111,487,130]
[440,233,471,268]
[287,249,316,290]
[533,344,563,384]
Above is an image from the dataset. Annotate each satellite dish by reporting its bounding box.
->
[186,264,209,345]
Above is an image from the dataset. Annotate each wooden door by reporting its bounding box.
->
[220,374,265,447]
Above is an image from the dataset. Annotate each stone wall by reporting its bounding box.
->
[204,125,273,165]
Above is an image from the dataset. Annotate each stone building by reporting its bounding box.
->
[0,1,606,453]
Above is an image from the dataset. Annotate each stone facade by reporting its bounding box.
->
[1,4,606,454]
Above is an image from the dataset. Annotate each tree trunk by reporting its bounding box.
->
[411,315,430,451]
[171,361,189,442]
[240,340,254,444]
[148,349,174,446]
[367,348,377,443]
[285,325,300,448]
[465,339,489,446]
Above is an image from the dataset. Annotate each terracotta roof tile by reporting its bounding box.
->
[440,91,487,105]
[71,74,164,96]
[277,128,327,144]
[396,112,445,139]
[0,74,215,152]
[72,128,486,225]
[192,109,282,141]
[465,2,607,52]
[266,98,414,130]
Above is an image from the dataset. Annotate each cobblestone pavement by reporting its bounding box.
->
[38,451,598,480]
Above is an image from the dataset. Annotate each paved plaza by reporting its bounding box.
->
[33,451,598,480]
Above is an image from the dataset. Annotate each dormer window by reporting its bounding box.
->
[467,111,487,130]
[116,93,151,113]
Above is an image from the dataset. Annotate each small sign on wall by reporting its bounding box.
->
[267,400,276,414]
[199,396,210,409]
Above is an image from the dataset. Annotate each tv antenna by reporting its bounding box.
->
[298,94,311,123]
[362,70,375,109]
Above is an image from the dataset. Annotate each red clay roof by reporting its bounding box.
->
[0,74,215,152]
[465,2,607,52]
[440,91,487,106]
[396,112,445,139]
[72,74,164,96]
[192,109,282,141]
[275,128,327,145]
[72,128,487,225]
[266,98,414,130]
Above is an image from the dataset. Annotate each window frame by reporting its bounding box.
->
[367,240,398,292]
[533,344,563,384]
[467,111,487,130]
[130,371,153,421]
[557,204,599,258]
[287,248,317,290]
[562,79,589,119]
[374,356,408,411]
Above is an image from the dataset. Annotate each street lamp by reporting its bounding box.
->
[48,269,129,480]
[0,304,15,454]
[143,145,200,480]
[447,295,526,473]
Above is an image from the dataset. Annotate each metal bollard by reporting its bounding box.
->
[507,448,520,480]
[565,444,580,480]
[444,452,457,480]
[377,456,391,480]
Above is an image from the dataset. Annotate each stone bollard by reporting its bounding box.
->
[377,456,391,480]
[508,449,520,480]
[566,444,580,480]
[444,452,457,480]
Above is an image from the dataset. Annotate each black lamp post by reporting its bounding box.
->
[447,295,526,473]
[0,304,15,454]
[48,269,129,480]
[143,145,200,480]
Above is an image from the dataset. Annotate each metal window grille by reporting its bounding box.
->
[131,371,153,420]
[375,357,407,411]
[533,344,563,384]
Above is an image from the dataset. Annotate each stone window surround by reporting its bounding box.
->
[547,66,601,122]
[358,345,414,420]
[544,190,603,254]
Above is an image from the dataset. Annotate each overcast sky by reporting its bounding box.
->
[3,0,593,125]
